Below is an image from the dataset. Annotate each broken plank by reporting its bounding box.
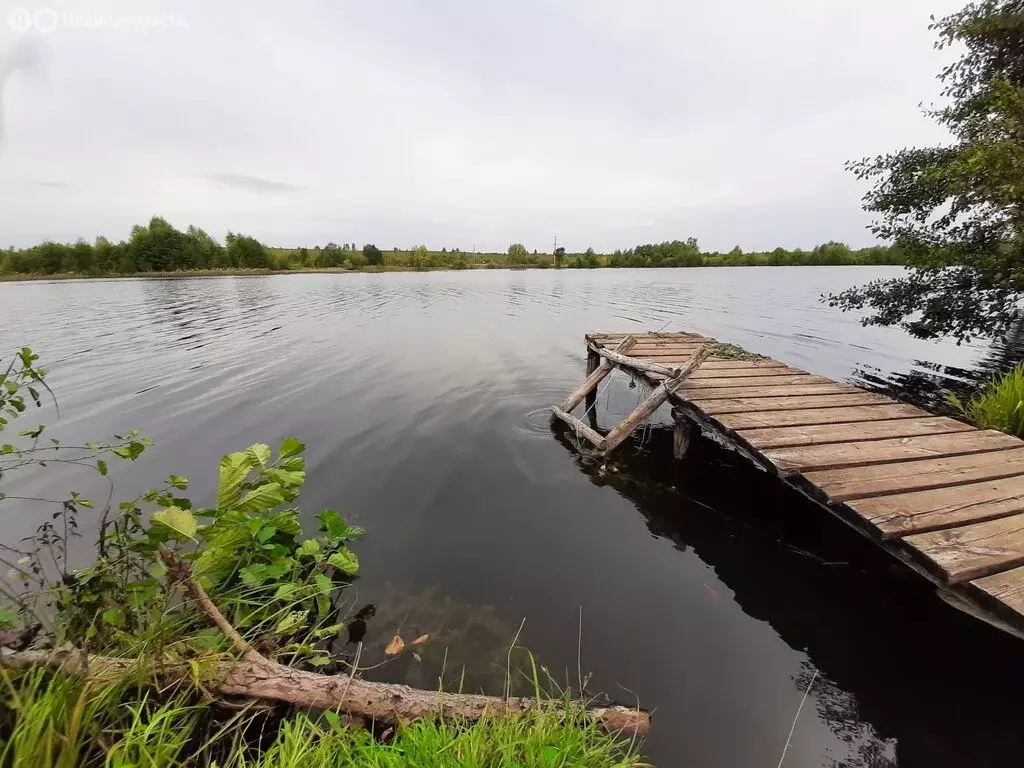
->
[717,404,923,431]
[561,336,636,412]
[740,417,974,450]
[762,430,1024,472]
[550,406,606,450]
[805,447,1024,502]
[697,392,891,415]
[591,345,686,378]
[903,514,1024,583]
[601,347,711,454]
[850,474,1024,538]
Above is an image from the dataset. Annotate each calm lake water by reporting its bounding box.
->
[2,267,1024,767]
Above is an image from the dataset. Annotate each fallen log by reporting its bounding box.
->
[0,647,650,735]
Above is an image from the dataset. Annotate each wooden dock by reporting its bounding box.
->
[555,331,1024,638]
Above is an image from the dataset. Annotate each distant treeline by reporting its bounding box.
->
[0,218,906,277]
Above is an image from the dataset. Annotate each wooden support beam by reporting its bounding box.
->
[600,347,709,455]
[551,405,607,450]
[588,343,683,379]
[562,336,636,413]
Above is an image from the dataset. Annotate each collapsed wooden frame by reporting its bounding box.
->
[551,335,709,456]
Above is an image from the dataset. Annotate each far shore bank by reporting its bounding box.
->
[0,262,902,284]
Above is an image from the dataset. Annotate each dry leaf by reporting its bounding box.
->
[411,633,430,646]
[385,634,405,655]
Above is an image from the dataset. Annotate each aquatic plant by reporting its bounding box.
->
[949,364,1024,438]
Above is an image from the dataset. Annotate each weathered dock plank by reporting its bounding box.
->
[903,514,1024,583]
[677,383,861,399]
[719,404,923,430]
[804,447,1024,501]
[569,331,1024,638]
[739,417,974,449]
[762,430,1023,472]
[850,475,1024,538]
[697,392,891,414]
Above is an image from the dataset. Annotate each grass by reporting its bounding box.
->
[0,668,645,768]
[949,364,1024,437]
[706,341,766,361]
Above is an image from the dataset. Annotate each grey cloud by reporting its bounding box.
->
[204,174,305,194]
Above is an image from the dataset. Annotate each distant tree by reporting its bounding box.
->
[828,0,1024,342]
[507,243,528,265]
[71,238,94,273]
[554,246,566,267]
[125,216,188,272]
[182,225,223,270]
[225,233,272,269]
[408,245,429,270]
[363,243,383,266]
[321,242,343,268]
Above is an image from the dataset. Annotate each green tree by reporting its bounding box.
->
[829,0,1024,342]
[225,232,272,269]
[182,226,223,270]
[507,243,528,265]
[363,243,383,266]
[321,242,343,268]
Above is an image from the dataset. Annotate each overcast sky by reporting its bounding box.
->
[0,0,963,252]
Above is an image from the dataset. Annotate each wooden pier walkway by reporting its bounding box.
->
[556,330,1024,637]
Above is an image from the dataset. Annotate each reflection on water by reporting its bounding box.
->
[1,267,1022,767]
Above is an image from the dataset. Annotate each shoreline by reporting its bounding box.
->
[0,262,901,283]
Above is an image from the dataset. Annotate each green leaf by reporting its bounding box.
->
[267,469,306,489]
[102,609,125,629]
[317,509,346,539]
[297,539,321,558]
[327,548,359,575]
[323,710,342,730]
[96,459,107,476]
[246,443,272,467]
[274,583,300,600]
[0,608,19,629]
[279,437,305,458]
[217,452,254,510]
[235,482,286,513]
[169,474,189,490]
[313,572,333,595]
[148,562,167,579]
[151,506,198,541]
[239,563,286,588]
[279,456,305,472]
[273,609,308,635]
[309,656,331,667]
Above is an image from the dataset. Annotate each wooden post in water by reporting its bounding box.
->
[672,407,696,460]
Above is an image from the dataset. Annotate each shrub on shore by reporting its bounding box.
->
[950,365,1024,437]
